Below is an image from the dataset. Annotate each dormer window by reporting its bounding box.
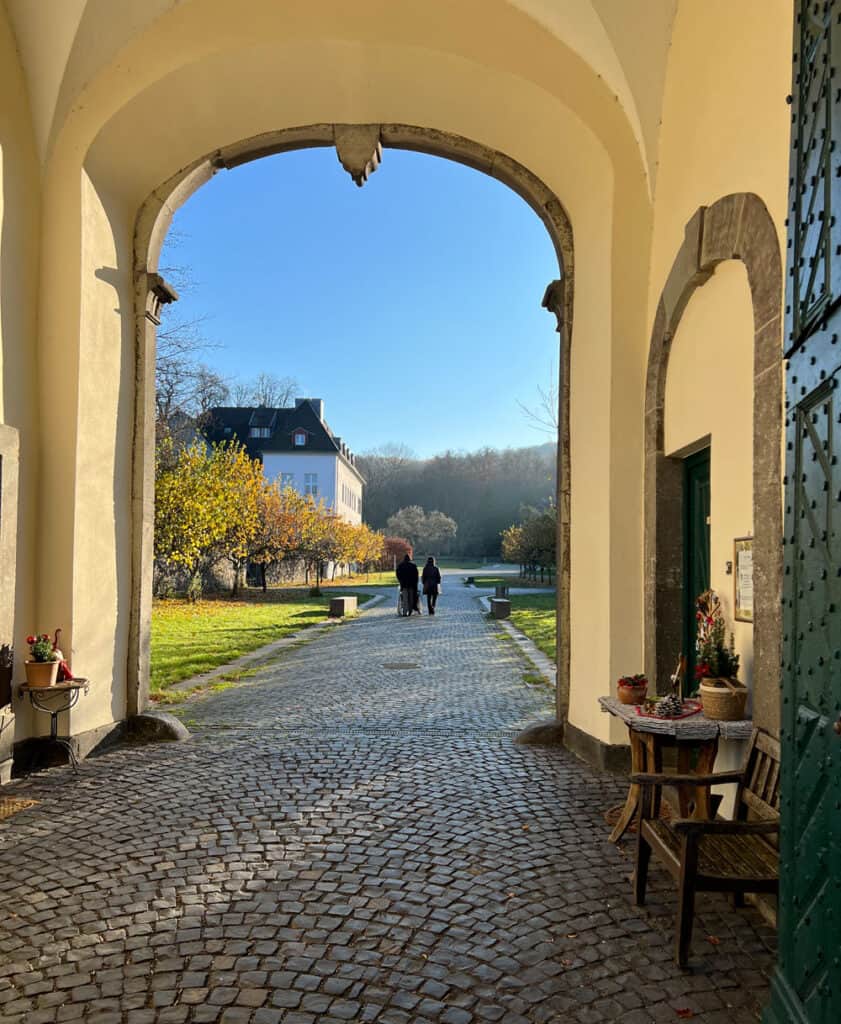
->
[249,426,271,439]
[293,430,307,447]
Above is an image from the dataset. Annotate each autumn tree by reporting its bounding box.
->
[385,506,427,548]
[382,536,413,568]
[352,524,385,575]
[500,505,556,581]
[385,506,457,554]
[155,439,220,592]
[246,486,303,589]
[500,524,525,569]
[294,496,332,591]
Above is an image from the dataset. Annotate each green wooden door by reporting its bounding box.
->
[766,4,841,1021]
[683,449,711,694]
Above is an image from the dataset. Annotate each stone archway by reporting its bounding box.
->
[129,124,575,727]
[644,193,782,731]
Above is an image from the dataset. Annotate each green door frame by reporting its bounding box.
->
[682,448,711,695]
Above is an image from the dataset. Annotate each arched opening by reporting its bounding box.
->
[644,193,783,736]
[129,124,575,725]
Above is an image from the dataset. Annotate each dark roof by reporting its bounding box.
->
[204,400,364,481]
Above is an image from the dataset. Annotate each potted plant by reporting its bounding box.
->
[694,591,747,721]
[617,673,648,705]
[24,633,59,688]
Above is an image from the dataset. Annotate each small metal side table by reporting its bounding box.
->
[19,680,89,772]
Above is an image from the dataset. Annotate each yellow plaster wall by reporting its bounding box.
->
[648,0,790,324]
[566,0,790,747]
[0,7,39,735]
[664,260,755,690]
[69,171,134,733]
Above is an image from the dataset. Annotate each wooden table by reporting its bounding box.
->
[599,696,752,843]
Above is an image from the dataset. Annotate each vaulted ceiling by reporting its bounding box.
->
[4,0,677,187]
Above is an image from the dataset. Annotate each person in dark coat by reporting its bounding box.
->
[421,556,442,615]
[395,553,421,614]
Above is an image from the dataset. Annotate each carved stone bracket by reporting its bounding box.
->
[334,125,382,187]
[542,278,566,333]
[144,274,179,325]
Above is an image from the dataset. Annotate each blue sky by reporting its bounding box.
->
[160,148,559,459]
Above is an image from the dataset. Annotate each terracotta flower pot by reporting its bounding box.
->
[24,660,59,688]
[618,684,647,705]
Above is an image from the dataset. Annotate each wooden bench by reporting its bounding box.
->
[633,728,780,966]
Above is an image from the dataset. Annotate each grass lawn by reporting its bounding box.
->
[509,593,557,661]
[468,575,556,589]
[151,590,370,697]
[318,571,395,588]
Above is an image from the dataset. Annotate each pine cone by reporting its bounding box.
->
[654,695,683,718]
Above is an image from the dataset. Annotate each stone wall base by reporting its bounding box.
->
[12,719,126,776]
[0,706,13,785]
[563,720,631,774]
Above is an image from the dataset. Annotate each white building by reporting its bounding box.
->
[207,399,365,524]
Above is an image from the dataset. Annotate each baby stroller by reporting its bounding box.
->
[397,586,418,617]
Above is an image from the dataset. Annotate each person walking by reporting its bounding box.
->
[422,556,442,615]
[395,553,421,615]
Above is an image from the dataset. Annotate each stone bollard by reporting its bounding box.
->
[329,595,358,617]
[490,598,511,619]
[495,585,510,598]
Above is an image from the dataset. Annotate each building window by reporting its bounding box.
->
[304,473,318,496]
[250,426,271,438]
[280,473,295,489]
[294,431,307,446]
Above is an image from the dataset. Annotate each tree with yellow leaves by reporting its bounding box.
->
[155,439,264,598]
[249,485,310,591]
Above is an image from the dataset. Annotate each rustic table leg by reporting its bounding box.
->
[609,727,646,843]
[692,737,719,818]
[644,734,663,820]
[677,744,693,817]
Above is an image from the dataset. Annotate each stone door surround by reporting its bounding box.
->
[644,193,783,733]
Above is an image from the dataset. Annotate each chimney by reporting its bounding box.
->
[295,397,324,421]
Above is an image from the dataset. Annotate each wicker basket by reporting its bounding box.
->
[699,679,748,721]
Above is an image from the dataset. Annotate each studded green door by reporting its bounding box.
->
[765,4,841,1021]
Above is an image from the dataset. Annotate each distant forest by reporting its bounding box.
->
[358,443,557,557]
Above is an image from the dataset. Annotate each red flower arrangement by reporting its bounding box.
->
[618,673,648,689]
[26,634,57,663]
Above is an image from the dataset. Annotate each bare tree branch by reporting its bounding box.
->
[518,361,559,435]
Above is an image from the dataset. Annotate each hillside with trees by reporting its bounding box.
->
[358,443,556,558]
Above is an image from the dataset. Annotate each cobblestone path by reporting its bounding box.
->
[0,576,775,1022]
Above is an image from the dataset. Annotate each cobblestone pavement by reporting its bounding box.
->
[0,574,775,1022]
